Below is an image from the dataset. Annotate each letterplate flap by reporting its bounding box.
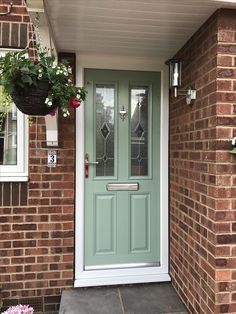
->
[106,183,139,191]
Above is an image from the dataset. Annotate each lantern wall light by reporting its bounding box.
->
[165,58,196,105]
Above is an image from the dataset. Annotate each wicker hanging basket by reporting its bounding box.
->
[11,79,58,116]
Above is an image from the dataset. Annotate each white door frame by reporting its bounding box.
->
[74,52,170,287]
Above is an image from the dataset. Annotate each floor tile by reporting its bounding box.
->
[59,287,123,314]
[119,283,187,314]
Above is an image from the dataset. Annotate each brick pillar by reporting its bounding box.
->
[170,8,236,314]
[214,9,236,314]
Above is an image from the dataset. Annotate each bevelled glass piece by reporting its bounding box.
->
[96,84,115,176]
[101,123,110,139]
[137,155,142,162]
[130,86,149,176]
[135,124,144,138]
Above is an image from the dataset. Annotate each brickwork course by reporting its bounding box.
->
[1,1,236,314]
[0,1,75,312]
[170,8,236,314]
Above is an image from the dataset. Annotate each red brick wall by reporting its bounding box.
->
[214,9,236,314]
[170,9,236,314]
[0,1,75,313]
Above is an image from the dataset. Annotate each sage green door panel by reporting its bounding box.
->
[84,69,161,269]
[130,193,150,253]
[94,194,116,255]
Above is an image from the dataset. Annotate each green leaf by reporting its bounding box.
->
[21,67,29,73]
[21,75,33,85]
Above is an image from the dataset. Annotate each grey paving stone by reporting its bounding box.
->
[59,287,123,314]
[119,283,188,314]
[59,283,188,314]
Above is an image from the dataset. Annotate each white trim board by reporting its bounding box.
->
[75,53,170,287]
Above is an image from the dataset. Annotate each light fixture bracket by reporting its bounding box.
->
[177,87,197,105]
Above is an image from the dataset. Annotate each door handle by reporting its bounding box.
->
[85,153,99,178]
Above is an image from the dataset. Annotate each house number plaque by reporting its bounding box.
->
[47,150,57,167]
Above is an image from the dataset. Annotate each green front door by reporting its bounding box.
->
[84,69,161,269]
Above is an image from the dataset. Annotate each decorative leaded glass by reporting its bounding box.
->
[130,86,149,176]
[100,123,110,139]
[95,84,115,176]
[135,124,144,138]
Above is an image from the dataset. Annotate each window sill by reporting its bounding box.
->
[0,176,28,182]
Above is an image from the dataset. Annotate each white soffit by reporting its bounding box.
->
[44,0,236,59]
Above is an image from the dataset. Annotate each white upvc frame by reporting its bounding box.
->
[75,53,170,287]
[0,49,29,182]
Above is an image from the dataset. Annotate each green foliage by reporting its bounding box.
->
[0,47,87,118]
[0,86,12,130]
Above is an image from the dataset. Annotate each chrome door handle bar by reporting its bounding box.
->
[85,153,99,178]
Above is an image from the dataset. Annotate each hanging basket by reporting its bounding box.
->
[11,79,58,116]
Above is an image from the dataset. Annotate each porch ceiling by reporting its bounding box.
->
[44,0,236,59]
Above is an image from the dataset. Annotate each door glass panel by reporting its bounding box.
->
[95,84,115,176]
[130,86,149,176]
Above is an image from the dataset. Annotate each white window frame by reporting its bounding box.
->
[0,49,28,182]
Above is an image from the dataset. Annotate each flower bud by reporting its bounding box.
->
[69,98,80,108]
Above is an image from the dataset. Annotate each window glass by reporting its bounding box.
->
[0,101,17,165]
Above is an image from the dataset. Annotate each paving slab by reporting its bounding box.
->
[119,283,188,314]
[59,287,123,314]
[59,283,188,314]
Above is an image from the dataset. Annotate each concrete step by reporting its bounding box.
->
[59,283,188,314]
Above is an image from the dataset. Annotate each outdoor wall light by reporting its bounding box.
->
[165,58,196,105]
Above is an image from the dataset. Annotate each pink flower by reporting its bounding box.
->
[2,304,34,314]
[69,98,80,108]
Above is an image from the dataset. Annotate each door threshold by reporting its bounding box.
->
[74,270,171,288]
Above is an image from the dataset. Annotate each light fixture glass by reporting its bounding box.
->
[165,58,183,97]
[165,58,196,104]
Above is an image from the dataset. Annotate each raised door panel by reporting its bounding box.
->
[129,194,150,253]
[94,194,116,255]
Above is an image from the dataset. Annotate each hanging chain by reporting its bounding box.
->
[26,11,42,60]
[33,12,42,51]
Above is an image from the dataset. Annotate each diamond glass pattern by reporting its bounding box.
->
[137,155,142,162]
[101,123,110,139]
[135,124,144,138]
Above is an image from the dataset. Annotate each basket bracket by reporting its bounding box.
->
[45,111,58,147]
